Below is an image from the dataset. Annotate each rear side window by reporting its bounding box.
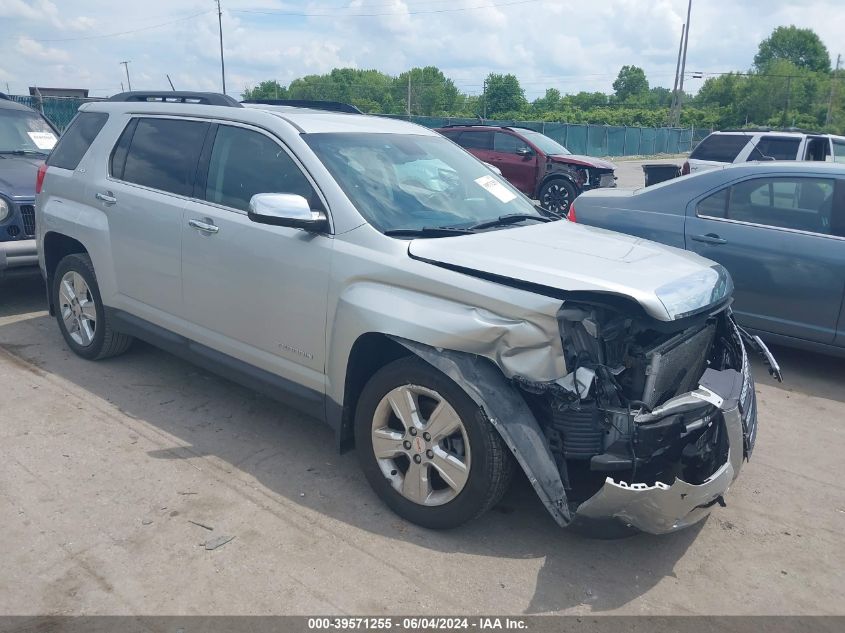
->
[203,125,319,211]
[748,136,801,161]
[689,134,749,162]
[46,112,108,170]
[120,118,208,196]
[456,131,493,150]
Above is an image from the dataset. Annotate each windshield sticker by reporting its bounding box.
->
[27,131,57,150]
[474,175,516,203]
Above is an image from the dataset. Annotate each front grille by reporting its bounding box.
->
[7,225,20,237]
[20,205,35,237]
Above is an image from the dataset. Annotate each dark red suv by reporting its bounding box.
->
[436,125,617,214]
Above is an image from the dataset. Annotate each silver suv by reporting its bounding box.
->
[36,92,777,535]
[685,129,845,174]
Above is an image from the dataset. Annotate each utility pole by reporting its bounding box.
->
[120,61,132,91]
[782,75,792,127]
[826,53,842,126]
[482,77,487,119]
[216,0,226,94]
[672,0,692,127]
[407,73,411,116]
[669,23,685,125]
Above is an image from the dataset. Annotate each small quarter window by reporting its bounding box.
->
[697,188,728,218]
[46,112,107,170]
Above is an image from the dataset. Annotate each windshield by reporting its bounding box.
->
[305,132,543,233]
[0,108,58,153]
[517,129,571,155]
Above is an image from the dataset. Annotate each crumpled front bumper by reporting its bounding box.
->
[571,336,757,535]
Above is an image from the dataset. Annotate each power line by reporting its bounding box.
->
[232,0,539,18]
[17,10,212,42]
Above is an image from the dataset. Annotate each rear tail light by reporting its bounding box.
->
[681,160,690,175]
[36,163,48,194]
[567,203,576,222]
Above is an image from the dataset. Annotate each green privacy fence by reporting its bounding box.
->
[10,95,99,131]
[388,115,711,157]
[14,95,709,157]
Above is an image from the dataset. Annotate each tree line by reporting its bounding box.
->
[242,26,844,133]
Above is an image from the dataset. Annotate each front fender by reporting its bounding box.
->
[392,338,571,526]
[326,281,566,409]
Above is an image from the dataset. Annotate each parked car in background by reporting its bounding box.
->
[436,125,617,215]
[35,92,772,535]
[684,129,845,175]
[0,93,58,279]
[571,162,845,357]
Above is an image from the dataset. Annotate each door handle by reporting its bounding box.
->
[188,219,219,234]
[95,191,116,205]
[690,233,727,245]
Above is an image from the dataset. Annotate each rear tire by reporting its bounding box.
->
[53,253,133,360]
[355,356,513,529]
[539,177,577,216]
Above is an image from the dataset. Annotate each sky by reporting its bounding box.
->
[1,0,843,100]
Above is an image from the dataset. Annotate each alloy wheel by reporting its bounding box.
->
[59,271,97,347]
[541,183,571,214]
[371,384,471,506]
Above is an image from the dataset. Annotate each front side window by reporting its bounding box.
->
[44,112,102,169]
[493,132,528,154]
[455,131,492,150]
[748,136,801,161]
[121,118,208,196]
[726,177,836,234]
[204,125,319,211]
[305,132,543,233]
[832,140,845,164]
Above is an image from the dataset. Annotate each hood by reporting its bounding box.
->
[408,221,729,322]
[550,154,616,171]
[0,155,42,199]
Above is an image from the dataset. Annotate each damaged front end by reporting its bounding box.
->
[515,302,765,534]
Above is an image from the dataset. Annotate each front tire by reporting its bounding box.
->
[53,253,133,360]
[539,177,577,216]
[355,356,513,529]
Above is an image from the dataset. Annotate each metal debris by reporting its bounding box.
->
[188,520,214,531]
[203,535,234,550]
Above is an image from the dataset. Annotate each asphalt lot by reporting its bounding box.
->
[1,159,844,615]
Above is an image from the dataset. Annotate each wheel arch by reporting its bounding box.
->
[43,232,89,315]
[334,332,412,452]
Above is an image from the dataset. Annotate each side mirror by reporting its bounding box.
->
[247,193,328,232]
[516,146,533,157]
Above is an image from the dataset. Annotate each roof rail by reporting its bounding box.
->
[108,91,242,107]
[720,127,825,135]
[242,99,362,114]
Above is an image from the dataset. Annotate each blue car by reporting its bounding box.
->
[570,162,845,357]
[0,94,59,279]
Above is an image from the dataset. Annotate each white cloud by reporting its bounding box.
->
[0,0,843,98]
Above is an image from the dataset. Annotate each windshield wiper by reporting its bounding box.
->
[383,226,475,238]
[0,149,49,156]
[468,214,551,231]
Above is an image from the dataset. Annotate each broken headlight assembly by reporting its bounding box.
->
[655,265,733,320]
